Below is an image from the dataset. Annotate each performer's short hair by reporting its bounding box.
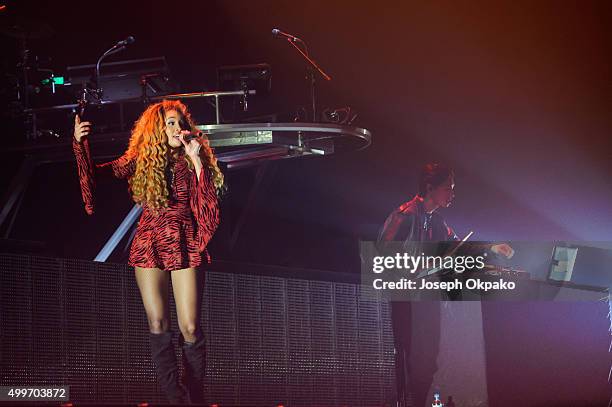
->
[418,163,454,197]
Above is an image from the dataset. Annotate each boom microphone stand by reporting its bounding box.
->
[272,28,331,122]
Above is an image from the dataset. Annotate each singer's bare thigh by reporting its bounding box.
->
[171,267,203,341]
[135,267,171,333]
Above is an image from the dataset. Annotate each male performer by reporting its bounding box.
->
[378,163,513,407]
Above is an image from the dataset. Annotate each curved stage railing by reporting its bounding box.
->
[198,122,372,169]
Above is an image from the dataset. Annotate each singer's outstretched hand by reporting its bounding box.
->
[74,114,92,143]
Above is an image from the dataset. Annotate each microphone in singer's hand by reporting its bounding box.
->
[181,131,206,142]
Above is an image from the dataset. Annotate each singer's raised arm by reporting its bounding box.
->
[72,131,135,215]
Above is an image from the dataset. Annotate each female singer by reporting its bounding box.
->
[73,99,223,404]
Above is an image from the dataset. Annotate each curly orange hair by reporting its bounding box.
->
[124,100,224,211]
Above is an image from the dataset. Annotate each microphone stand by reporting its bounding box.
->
[283,38,331,122]
[94,44,126,100]
[76,41,128,120]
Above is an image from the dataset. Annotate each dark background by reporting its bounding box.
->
[1,2,611,406]
[1,0,611,268]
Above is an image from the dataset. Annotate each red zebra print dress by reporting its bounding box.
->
[73,137,220,271]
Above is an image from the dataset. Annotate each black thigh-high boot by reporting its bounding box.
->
[181,331,206,404]
[149,331,188,404]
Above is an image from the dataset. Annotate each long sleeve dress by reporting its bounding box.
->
[73,137,219,271]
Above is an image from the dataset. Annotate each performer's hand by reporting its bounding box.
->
[177,131,205,181]
[177,131,202,161]
[74,114,92,143]
[491,243,515,259]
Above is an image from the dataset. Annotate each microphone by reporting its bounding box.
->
[116,36,135,47]
[181,131,206,142]
[271,28,301,42]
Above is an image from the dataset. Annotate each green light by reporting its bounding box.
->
[41,77,64,85]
